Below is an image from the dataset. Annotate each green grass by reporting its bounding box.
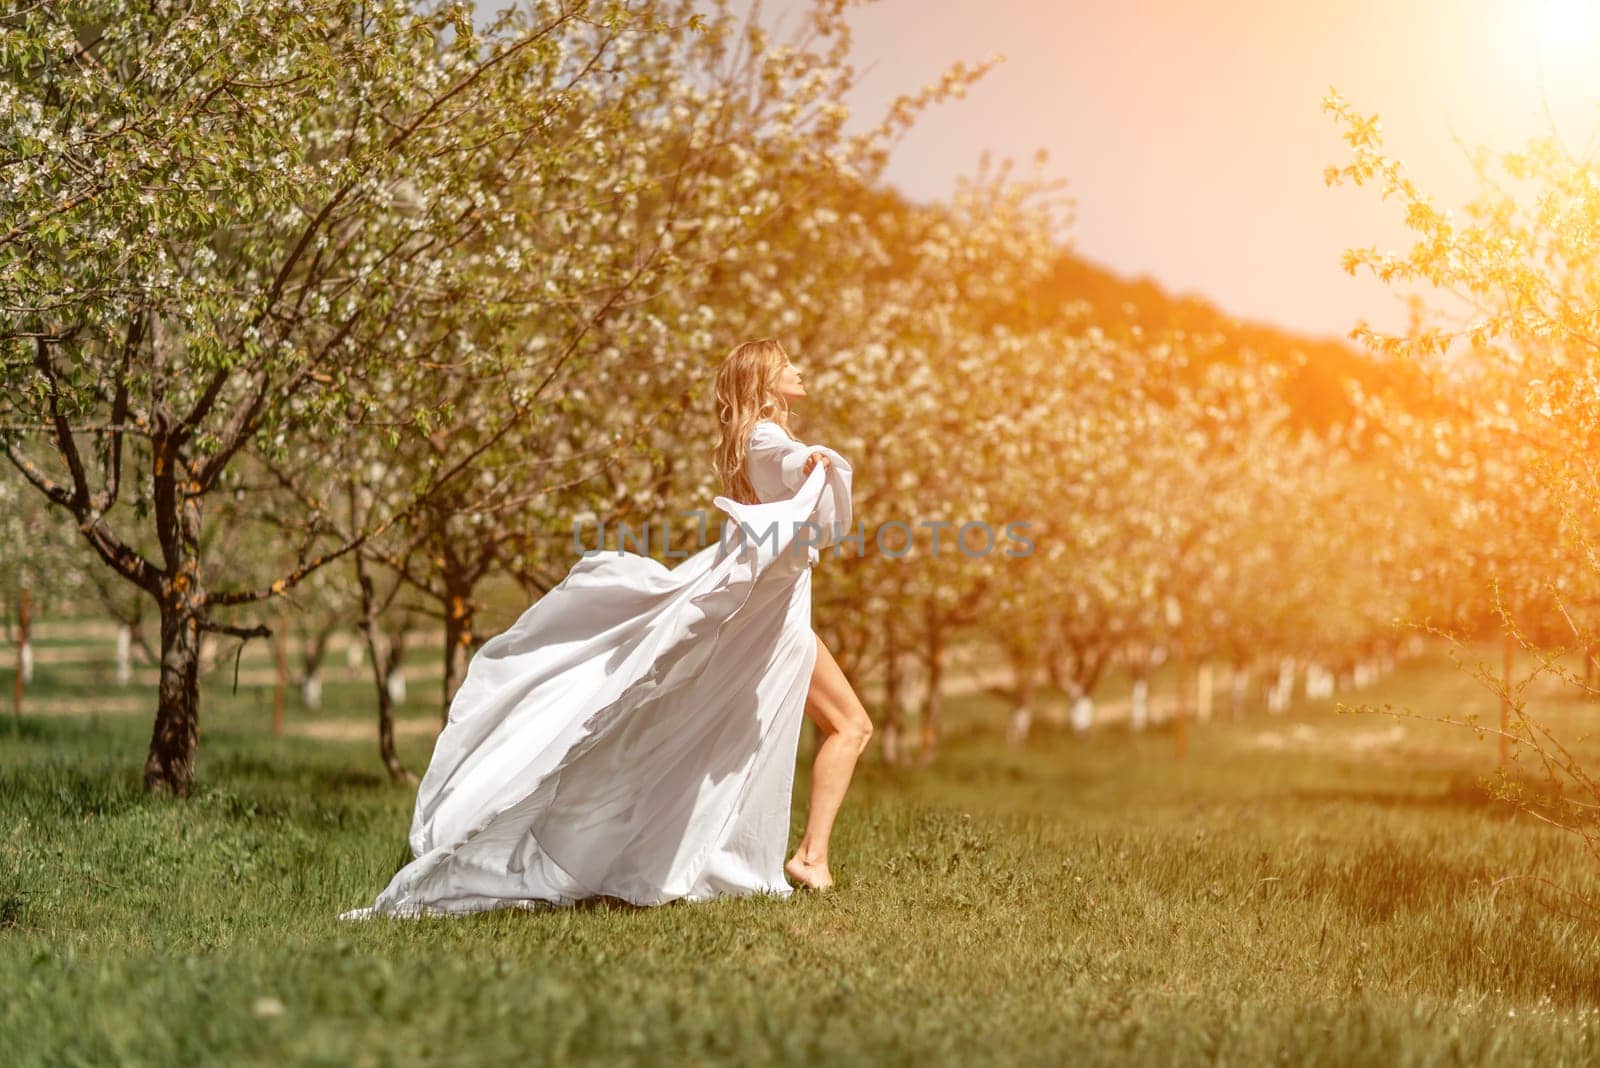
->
[4,650,1600,1066]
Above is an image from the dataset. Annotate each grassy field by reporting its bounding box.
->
[4,642,1600,1066]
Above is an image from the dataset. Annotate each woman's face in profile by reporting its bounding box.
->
[772,353,807,402]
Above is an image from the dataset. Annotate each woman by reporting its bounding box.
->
[339,338,871,919]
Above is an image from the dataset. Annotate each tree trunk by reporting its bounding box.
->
[144,586,204,795]
[12,578,30,719]
[1269,657,1295,714]
[1130,672,1149,732]
[1069,692,1094,733]
[384,622,413,708]
[272,606,288,737]
[881,616,904,766]
[386,666,408,705]
[916,619,945,767]
[1174,643,1189,761]
[116,623,133,686]
[1500,627,1514,767]
[1006,650,1037,747]
[372,640,414,786]
[299,622,335,709]
[1195,659,1213,723]
[371,655,412,789]
[441,586,474,724]
[355,552,416,785]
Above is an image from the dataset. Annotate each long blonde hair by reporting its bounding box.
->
[713,337,796,505]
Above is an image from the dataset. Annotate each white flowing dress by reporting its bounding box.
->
[339,421,853,919]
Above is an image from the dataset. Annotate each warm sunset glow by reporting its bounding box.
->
[1538,0,1599,62]
[763,0,1600,340]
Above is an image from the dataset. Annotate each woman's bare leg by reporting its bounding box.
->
[786,631,873,890]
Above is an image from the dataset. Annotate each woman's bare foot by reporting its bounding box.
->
[785,849,834,891]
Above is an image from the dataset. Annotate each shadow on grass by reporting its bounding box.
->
[1295,842,1600,1003]
[1286,771,1600,832]
[0,716,63,742]
[203,750,392,793]
[0,762,146,822]
[563,896,654,914]
[1301,843,1499,925]
[0,746,400,842]
[1283,774,1512,816]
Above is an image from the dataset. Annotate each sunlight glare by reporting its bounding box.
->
[1537,0,1600,65]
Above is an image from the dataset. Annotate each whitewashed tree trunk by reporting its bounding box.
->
[1130,678,1149,731]
[1230,667,1249,718]
[115,625,133,686]
[11,573,31,717]
[301,675,323,709]
[345,639,364,671]
[1045,680,1071,726]
[387,670,408,705]
[1070,695,1094,733]
[1276,657,1296,711]
[1006,706,1032,747]
[882,722,902,766]
[1196,661,1213,723]
[1303,665,1321,699]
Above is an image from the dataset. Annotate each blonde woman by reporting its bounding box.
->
[341,337,866,919]
[713,337,874,892]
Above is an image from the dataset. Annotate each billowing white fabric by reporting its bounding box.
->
[339,421,852,919]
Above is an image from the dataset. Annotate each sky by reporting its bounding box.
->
[756,0,1600,341]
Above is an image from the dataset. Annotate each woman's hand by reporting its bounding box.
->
[802,451,831,476]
